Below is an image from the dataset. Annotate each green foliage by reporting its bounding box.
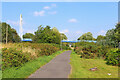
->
[2,48,31,70]
[0,22,21,43]
[61,33,67,40]
[23,33,34,39]
[97,35,106,41]
[115,23,120,42]
[78,32,94,40]
[2,43,60,70]
[105,29,118,48]
[33,25,61,44]
[105,48,119,66]
[2,50,65,78]
[74,42,109,59]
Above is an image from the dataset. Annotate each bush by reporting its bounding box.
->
[38,44,59,56]
[105,48,119,66]
[74,42,109,59]
[2,48,31,70]
[2,43,63,70]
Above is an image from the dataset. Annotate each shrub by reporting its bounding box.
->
[74,42,110,59]
[105,48,119,66]
[2,48,31,70]
[2,43,62,70]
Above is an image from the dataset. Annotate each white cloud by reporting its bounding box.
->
[60,29,69,33]
[48,11,57,15]
[7,20,19,26]
[34,10,45,16]
[98,30,106,36]
[68,18,78,23]
[51,4,56,7]
[43,6,51,10]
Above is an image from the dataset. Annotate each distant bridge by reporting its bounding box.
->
[62,40,97,43]
[22,38,97,43]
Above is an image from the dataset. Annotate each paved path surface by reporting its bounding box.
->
[27,50,72,78]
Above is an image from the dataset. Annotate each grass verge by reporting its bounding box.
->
[69,51,118,78]
[2,50,65,78]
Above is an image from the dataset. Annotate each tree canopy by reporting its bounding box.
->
[61,33,67,40]
[97,35,106,41]
[114,23,120,42]
[78,32,93,40]
[33,25,61,44]
[23,33,34,39]
[0,22,21,43]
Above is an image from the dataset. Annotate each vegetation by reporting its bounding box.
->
[77,32,94,40]
[23,33,35,39]
[1,43,61,70]
[69,51,118,78]
[105,48,119,66]
[61,33,67,40]
[75,23,120,67]
[2,50,65,78]
[0,22,21,43]
[33,25,61,44]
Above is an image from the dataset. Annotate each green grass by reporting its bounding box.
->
[2,50,65,78]
[69,51,118,78]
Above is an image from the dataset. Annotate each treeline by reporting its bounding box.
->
[0,22,67,44]
[75,23,120,66]
[77,23,120,48]
[0,22,21,43]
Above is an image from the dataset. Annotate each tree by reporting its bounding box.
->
[11,28,21,42]
[105,29,117,47]
[33,25,61,44]
[0,22,21,43]
[61,33,67,40]
[23,33,34,39]
[96,35,106,46]
[97,35,106,41]
[78,32,93,40]
[114,23,120,42]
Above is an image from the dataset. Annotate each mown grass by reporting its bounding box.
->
[69,51,118,78]
[2,50,65,78]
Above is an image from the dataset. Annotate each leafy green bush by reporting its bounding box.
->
[2,48,31,70]
[38,44,59,56]
[74,42,109,59]
[2,43,63,70]
[105,48,119,66]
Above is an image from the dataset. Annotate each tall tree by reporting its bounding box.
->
[97,35,106,41]
[33,25,61,44]
[61,33,67,40]
[78,32,93,40]
[115,23,120,42]
[0,22,21,43]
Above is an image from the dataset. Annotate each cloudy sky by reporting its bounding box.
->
[2,2,118,40]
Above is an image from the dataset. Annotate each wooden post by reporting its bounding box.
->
[6,24,8,44]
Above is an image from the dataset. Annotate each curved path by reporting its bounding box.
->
[27,50,72,78]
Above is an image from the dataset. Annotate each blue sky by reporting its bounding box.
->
[2,2,118,40]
